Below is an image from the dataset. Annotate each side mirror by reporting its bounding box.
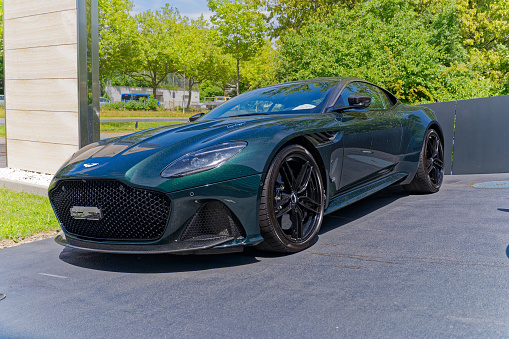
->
[348,95,371,108]
[189,113,205,122]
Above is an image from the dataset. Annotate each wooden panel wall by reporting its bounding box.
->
[4,0,80,174]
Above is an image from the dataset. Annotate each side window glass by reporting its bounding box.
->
[336,83,363,109]
[337,82,386,110]
[374,87,392,109]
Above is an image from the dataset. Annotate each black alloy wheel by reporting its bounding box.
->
[404,129,444,193]
[258,145,324,252]
[425,130,444,187]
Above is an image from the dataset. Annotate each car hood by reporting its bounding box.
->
[52,114,311,192]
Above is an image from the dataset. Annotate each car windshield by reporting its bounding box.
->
[202,80,339,120]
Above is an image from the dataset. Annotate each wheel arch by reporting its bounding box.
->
[428,122,444,145]
[268,135,329,199]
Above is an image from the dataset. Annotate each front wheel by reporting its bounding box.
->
[258,145,324,253]
[404,129,444,193]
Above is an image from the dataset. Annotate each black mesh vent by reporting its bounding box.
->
[49,180,171,241]
[308,131,339,145]
[180,201,246,241]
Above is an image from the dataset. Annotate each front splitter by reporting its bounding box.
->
[55,231,242,254]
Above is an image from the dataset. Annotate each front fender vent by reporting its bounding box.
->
[307,131,339,145]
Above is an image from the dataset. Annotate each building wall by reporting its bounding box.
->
[105,85,201,109]
[4,0,80,174]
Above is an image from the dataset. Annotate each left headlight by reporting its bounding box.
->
[160,141,247,178]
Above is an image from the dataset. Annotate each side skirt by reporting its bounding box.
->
[324,172,407,215]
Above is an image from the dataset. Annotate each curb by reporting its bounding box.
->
[0,178,49,197]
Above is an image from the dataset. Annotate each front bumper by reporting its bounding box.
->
[51,174,265,254]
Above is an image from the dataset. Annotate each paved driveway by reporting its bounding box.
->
[1,174,508,338]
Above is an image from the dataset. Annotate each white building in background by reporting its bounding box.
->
[105,85,200,109]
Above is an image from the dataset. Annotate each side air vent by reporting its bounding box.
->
[307,131,339,145]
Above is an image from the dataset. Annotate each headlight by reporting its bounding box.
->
[160,141,247,178]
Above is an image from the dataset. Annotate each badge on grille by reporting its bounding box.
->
[70,206,103,221]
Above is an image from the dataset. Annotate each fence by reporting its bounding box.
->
[420,95,509,175]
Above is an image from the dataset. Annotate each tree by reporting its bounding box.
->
[208,0,267,96]
[276,0,508,102]
[457,0,509,94]
[240,40,277,91]
[277,1,446,103]
[251,0,357,39]
[126,5,182,98]
[98,0,137,79]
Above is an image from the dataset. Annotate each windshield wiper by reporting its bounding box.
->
[228,113,269,118]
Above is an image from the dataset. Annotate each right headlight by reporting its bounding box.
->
[160,141,247,178]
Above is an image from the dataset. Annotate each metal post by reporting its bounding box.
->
[77,0,100,148]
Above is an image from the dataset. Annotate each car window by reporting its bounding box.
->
[374,87,392,109]
[203,81,339,119]
[337,82,387,110]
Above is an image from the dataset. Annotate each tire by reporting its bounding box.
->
[257,145,324,253]
[404,129,444,193]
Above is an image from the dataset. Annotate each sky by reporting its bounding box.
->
[132,0,212,20]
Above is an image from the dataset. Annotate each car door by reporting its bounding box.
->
[335,81,402,190]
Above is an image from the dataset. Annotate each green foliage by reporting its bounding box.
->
[96,0,509,103]
[208,0,268,95]
[200,80,224,100]
[457,0,509,95]
[276,0,506,103]
[208,0,267,62]
[100,121,181,133]
[103,95,160,111]
[252,0,354,39]
[99,0,137,79]
[129,5,182,97]
[109,73,151,88]
[240,40,277,91]
[0,189,59,241]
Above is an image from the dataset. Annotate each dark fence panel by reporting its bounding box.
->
[453,95,509,174]
[419,101,456,175]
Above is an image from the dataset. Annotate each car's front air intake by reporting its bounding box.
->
[49,180,171,241]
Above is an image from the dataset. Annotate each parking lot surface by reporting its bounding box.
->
[1,173,508,338]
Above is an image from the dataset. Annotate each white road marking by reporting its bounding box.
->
[38,273,68,279]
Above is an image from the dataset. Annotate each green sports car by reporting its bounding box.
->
[49,78,444,254]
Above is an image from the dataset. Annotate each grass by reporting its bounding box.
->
[0,108,195,137]
[100,109,200,118]
[0,189,60,241]
[0,107,200,119]
[100,121,182,134]
[0,122,183,141]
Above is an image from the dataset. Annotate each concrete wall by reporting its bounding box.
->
[105,85,201,109]
[4,0,80,174]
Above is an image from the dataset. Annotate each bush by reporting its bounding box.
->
[102,95,161,111]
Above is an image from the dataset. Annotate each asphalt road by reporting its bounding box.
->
[1,174,508,338]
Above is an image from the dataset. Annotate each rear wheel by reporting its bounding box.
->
[404,129,444,193]
[258,145,324,253]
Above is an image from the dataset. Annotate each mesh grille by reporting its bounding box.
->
[180,201,245,241]
[49,180,171,241]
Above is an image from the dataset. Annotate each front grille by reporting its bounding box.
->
[49,180,171,241]
[180,201,246,241]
